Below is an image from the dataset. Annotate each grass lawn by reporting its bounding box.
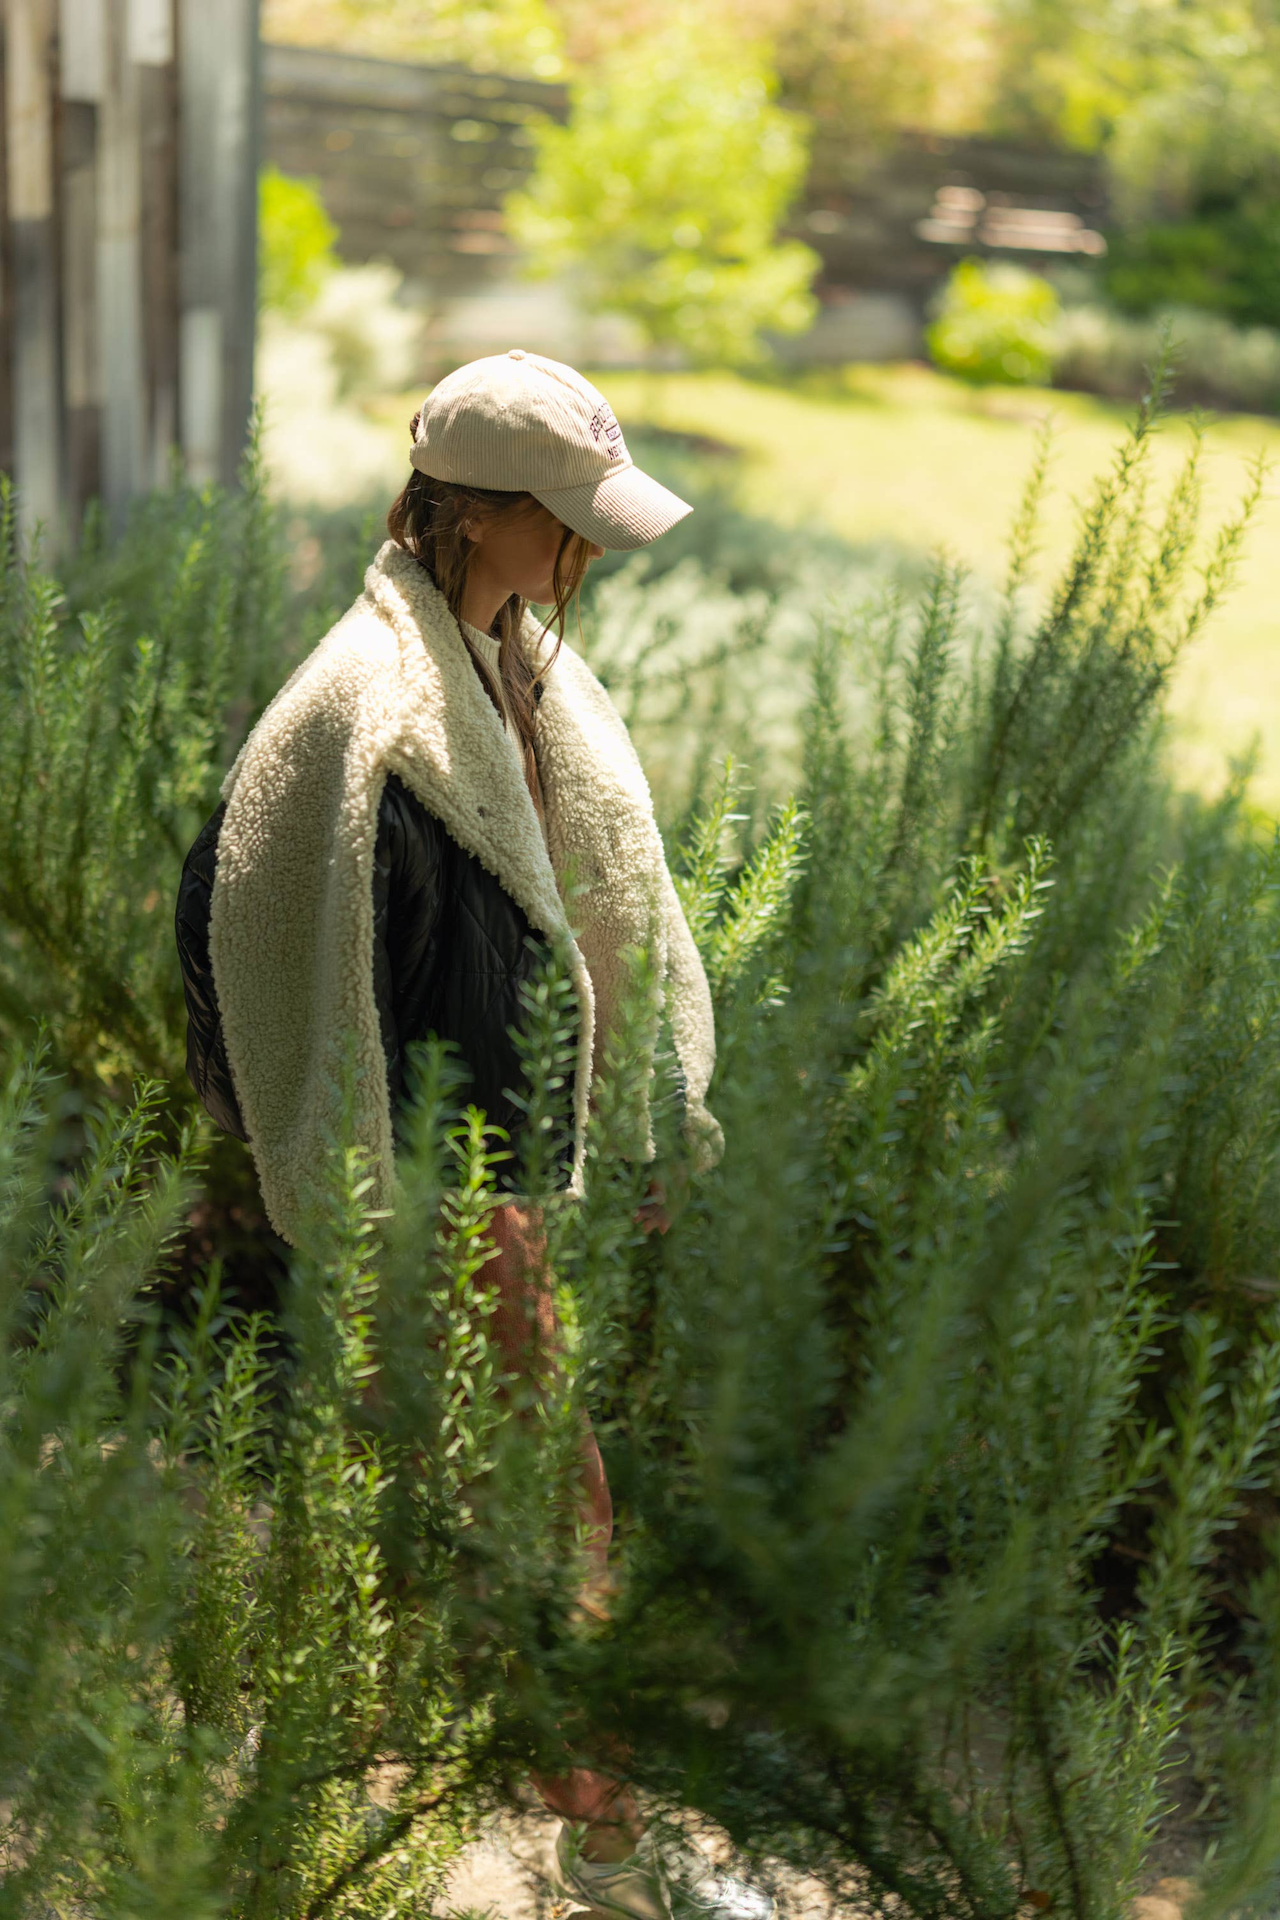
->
[595,363,1280,815]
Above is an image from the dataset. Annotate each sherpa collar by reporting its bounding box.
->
[209,539,719,1249]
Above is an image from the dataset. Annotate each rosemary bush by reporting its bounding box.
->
[0,429,289,1094]
[5,373,1280,1917]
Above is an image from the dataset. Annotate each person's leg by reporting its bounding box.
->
[481,1200,642,1860]
[478,1204,778,1916]
[483,1200,615,1588]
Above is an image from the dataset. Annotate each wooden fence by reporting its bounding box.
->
[0,0,261,552]
[262,43,567,302]
[260,41,1107,355]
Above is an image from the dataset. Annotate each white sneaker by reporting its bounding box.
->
[553,1821,777,1920]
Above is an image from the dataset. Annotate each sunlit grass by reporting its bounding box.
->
[597,363,1280,814]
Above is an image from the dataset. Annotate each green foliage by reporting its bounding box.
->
[926,258,1062,388]
[965,356,1263,857]
[991,0,1280,169]
[1104,208,1280,333]
[0,427,289,1093]
[0,1053,216,1915]
[263,0,566,80]
[766,0,998,145]
[503,17,820,365]
[992,0,1280,334]
[259,166,340,318]
[10,369,1280,1917]
[1053,301,1280,414]
[0,1049,489,1915]
[1105,219,1256,321]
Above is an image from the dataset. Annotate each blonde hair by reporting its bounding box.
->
[387,412,594,804]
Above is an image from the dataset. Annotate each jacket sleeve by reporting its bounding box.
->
[175,802,249,1140]
[372,771,446,1116]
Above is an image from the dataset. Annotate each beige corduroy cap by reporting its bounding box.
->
[408,348,693,551]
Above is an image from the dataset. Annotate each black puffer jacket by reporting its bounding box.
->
[175,771,570,1188]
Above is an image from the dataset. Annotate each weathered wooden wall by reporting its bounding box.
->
[0,0,260,552]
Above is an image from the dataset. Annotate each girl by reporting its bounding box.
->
[176,349,772,1920]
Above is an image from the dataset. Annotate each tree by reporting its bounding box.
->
[989,0,1280,175]
[987,0,1280,327]
[504,16,820,367]
[261,0,568,78]
[755,0,998,147]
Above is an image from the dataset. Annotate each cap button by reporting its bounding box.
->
[508,347,526,359]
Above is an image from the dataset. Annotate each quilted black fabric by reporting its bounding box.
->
[174,771,572,1189]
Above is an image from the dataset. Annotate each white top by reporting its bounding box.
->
[460,616,549,848]
[460,618,522,754]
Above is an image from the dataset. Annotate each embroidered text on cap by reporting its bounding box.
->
[588,403,624,461]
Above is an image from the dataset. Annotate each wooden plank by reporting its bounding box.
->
[258,50,574,307]
[59,0,106,531]
[59,97,100,528]
[178,302,221,485]
[5,0,61,549]
[261,41,566,118]
[226,0,260,487]
[127,0,170,66]
[176,0,218,483]
[97,0,145,527]
[135,1,177,488]
[178,0,259,488]
[58,0,103,102]
[0,11,12,487]
[257,43,1108,353]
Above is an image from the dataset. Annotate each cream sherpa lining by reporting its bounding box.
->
[209,538,722,1249]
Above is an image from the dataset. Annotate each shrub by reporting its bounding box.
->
[1053,301,1280,414]
[258,166,340,318]
[0,1047,485,1915]
[1103,217,1256,323]
[926,257,1062,387]
[300,262,423,403]
[0,431,289,1098]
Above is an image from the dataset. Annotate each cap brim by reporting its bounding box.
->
[531,463,693,551]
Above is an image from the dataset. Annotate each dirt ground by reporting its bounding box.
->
[434,1801,1210,1920]
[437,1805,868,1919]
